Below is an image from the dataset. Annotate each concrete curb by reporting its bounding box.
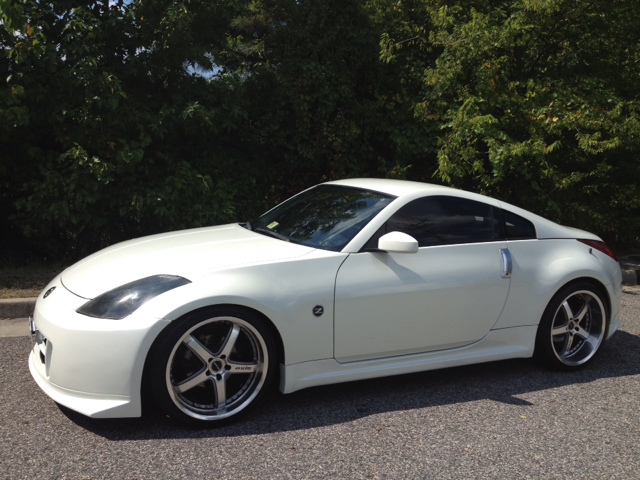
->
[622,269,639,285]
[0,297,37,319]
[620,255,640,286]
[0,318,31,337]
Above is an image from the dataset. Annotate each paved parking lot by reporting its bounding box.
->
[1,288,639,479]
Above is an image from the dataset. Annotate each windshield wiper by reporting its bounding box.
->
[255,228,290,242]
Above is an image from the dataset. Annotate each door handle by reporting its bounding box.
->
[500,248,512,278]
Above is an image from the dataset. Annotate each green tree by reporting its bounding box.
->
[5,0,635,263]
[1,0,252,259]
[226,0,435,203]
[381,0,640,246]
[1,0,434,261]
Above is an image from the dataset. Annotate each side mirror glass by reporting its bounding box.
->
[378,232,419,254]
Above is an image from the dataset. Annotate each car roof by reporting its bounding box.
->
[325,178,601,241]
[325,178,500,206]
[326,178,459,197]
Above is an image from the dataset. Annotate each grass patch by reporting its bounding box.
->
[0,264,67,299]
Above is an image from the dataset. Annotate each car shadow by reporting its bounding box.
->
[59,328,640,440]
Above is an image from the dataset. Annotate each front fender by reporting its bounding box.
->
[135,250,349,365]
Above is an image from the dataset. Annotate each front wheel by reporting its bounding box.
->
[535,282,608,370]
[149,307,277,426]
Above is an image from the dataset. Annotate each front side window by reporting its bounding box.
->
[248,185,396,251]
[363,195,502,249]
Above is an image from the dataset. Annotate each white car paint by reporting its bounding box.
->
[28,178,623,420]
[281,325,539,394]
[334,242,510,362]
[30,274,168,417]
[492,239,622,331]
[62,224,317,299]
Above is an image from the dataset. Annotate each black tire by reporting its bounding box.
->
[148,306,277,426]
[534,281,608,370]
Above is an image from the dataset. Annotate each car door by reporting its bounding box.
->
[334,195,511,363]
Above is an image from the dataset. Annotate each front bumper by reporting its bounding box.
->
[28,275,170,418]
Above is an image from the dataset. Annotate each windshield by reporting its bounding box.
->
[249,185,396,251]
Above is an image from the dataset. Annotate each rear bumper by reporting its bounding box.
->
[606,316,622,340]
[605,264,623,340]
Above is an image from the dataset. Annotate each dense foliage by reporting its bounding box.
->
[380,0,640,247]
[1,0,638,263]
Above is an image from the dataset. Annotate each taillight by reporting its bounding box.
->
[577,239,618,261]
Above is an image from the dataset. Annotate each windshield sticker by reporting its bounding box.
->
[267,221,279,230]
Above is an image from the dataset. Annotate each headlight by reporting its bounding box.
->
[76,275,191,319]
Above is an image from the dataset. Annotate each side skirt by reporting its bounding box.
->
[280,325,537,394]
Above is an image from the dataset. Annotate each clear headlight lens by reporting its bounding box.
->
[76,275,191,319]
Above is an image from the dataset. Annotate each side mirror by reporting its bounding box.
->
[378,232,419,254]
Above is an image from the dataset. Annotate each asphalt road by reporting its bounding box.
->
[1,288,639,479]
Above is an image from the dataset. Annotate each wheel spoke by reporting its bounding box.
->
[184,335,215,363]
[218,324,241,359]
[562,333,574,355]
[561,300,574,321]
[574,300,590,324]
[552,324,570,336]
[574,327,589,341]
[585,333,601,349]
[174,369,209,393]
[214,376,227,407]
[227,362,258,374]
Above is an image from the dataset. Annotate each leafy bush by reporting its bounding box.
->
[380,0,640,247]
[1,0,638,263]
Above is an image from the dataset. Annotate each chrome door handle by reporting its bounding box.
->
[500,248,512,278]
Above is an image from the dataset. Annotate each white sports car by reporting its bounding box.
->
[29,178,623,426]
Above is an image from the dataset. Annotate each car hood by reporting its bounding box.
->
[61,224,315,299]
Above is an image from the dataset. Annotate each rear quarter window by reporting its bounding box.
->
[503,210,536,239]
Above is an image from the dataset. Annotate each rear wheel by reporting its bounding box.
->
[535,282,608,370]
[149,307,277,426]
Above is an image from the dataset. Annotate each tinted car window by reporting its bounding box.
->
[503,210,536,239]
[249,185,396,251]
[363,196,502,249]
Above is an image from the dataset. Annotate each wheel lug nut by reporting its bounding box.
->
[225,365,230,371]
[216,374,222,380]
[220,355,226,359]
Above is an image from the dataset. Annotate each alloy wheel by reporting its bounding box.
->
[549,290,606,366]
[165,316,268,421]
